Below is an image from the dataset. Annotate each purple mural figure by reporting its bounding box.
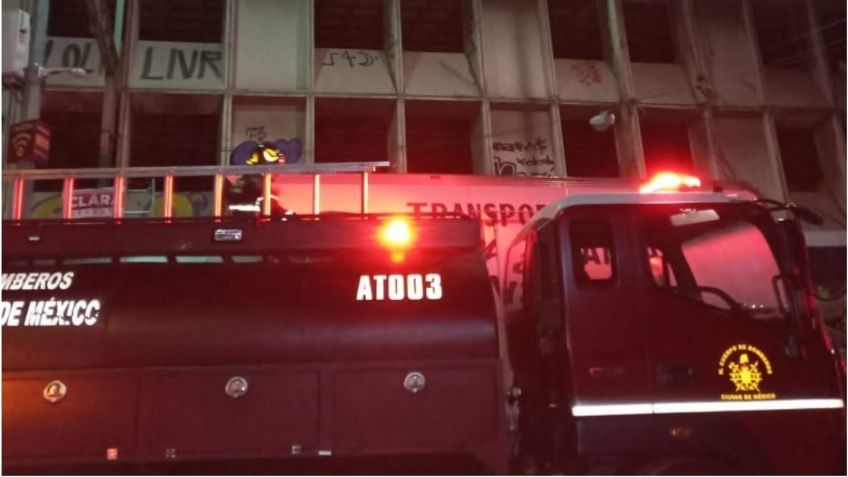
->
[227,138,303,216]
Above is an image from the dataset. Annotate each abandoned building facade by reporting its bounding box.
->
[1,0,845,297]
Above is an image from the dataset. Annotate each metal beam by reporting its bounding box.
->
[1,162,392,181]
[83,0,120,78]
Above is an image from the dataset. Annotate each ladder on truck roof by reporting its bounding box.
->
[2,162,389,221]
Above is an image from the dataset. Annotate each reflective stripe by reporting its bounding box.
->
[572,404,653,417]
[573,399,844,417]
[653,399,845,414]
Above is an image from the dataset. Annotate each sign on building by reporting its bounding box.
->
[7,120,50,166]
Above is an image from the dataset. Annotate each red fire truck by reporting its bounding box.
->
[502,173,845,474]
[1,167,844,474]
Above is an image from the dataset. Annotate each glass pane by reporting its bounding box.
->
[681,222,780,310]
[571,220,615,283]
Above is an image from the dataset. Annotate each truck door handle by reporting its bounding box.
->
[655,363,695,388]
[589,366,627,379]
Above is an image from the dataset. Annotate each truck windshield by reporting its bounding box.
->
[642,207,784,320]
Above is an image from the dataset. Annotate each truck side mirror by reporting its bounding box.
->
[772,274,790,317]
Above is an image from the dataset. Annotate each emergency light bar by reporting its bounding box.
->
[640,172,702,193]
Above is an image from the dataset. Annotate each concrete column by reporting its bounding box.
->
[384,0,403,94]
[304,0,315,165]
[761,111,790,202]
[804,0,836,106]
[469,0,493,176]
[548,103,566,177]
[97,76,118,167]
[385,0,405,172]
[300,96,313,165]
[679,0,720,179]
[465,0,487,95]
[220,0,236,166]
[739,0,767,106]
[614,102,645,178]
[605,0,644,178]
[21,0,49,121]
[390,97,407,173]
[114,0,138,168]
[536,0,566,177]
[474,100,494,175]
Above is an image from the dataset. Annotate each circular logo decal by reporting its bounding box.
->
[43,380,68,403]
[717,344,776,400]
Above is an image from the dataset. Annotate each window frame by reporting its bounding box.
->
[567,218,619,287]
[638,208,789,321]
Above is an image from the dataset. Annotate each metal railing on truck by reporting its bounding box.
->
[2,162,389,221]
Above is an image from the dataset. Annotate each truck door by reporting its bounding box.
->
[635,202,844,474]
[509,206,654,473]
[556,206,652,421]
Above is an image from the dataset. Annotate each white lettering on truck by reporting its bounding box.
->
[357,273,443,301]
[1,271,102,327]
[9,299,101,327]
[2,272,75,291]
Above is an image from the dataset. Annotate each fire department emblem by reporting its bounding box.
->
[717,344,776,400]
[728,353,762,391]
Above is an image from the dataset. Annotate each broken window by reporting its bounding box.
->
[622,1,676,63]
[814,0,847,77]
[40,91,103,169]
[315,0,384,50]
[640,115,694,174]
[129,93,222,167]
[47,0,90,37]
[548,0,605,60]
[48,0,121,37]
[751,0,813,69]
[405,100,478,174]
[561,108,619,177]
[401,0,464,53]
[775,126,823,192]
[138,0,225,43]
[315,98,394,164]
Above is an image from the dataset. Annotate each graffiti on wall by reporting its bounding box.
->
[138,45,223,81]
[321,49,380,68]
[44,38,225,88]
[493,137,556,177]
[245,126,267,142]
[44,38,103,75]
[131,41,225,89]
[572,60,603,87]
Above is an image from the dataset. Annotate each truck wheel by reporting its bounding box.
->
[642,456,736,475]
[511,453,540,475]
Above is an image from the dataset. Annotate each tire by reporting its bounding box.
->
[641,456,737,476]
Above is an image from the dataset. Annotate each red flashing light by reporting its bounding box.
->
[378,218,415,250]
[640,172,702,193]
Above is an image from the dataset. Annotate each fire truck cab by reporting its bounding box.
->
[503,179,845,474]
